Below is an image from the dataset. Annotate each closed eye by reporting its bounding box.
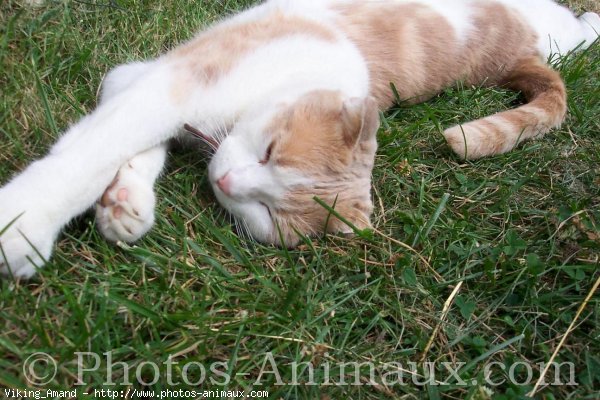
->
[259,141,275,165]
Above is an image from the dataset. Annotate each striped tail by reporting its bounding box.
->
[444,57,567,159]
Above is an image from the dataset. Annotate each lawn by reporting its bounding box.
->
[0,0,599,399]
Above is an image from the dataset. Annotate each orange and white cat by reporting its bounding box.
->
[1,0,599,277]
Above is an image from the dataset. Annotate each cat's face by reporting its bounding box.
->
[208,90,379,246]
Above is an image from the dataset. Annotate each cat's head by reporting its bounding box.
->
[207,90,379,246]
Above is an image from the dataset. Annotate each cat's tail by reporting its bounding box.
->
[443,56,567,159]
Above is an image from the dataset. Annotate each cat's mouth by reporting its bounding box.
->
[232,200,277,244]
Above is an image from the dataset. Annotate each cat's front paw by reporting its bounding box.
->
[0,195,59,278]
[96,167,156,243]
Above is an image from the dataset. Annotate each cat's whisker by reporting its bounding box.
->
[195,147,214,158]
[213,120,228,146]
[184,123,219,152]
[235,217,245,239]
[215,207,225,223]
[242,218,254,242]
[192,136,218,154]
[237,218,246,241]
[234,217,247,241]
[232,214,251,242]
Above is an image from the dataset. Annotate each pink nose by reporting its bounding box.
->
[216,172,232,196]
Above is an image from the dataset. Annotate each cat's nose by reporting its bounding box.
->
[216,172,232,196]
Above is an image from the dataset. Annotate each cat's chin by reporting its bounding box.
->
[213,192,275,242]
[213,193,312,247]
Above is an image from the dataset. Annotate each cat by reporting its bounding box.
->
[0,0,598,278]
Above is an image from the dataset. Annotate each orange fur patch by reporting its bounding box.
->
[335,2,539,108]
[268,91,355,173]
[261,91,379,244]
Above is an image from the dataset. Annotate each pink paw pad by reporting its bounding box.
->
[113,205,123,218]
[117,188,128,202]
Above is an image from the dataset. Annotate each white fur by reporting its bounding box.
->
[580,12,600,43]
[493,0,599,56]
[0,0,597,277]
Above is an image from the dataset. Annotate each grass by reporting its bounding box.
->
[0,0,599,399]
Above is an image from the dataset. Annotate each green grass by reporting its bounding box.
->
[1,1,599,399]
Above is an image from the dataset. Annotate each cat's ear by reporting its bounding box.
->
[341,96,380,147]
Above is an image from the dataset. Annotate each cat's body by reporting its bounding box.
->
[1,0,598,277]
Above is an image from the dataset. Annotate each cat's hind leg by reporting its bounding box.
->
[444,56,566,159]
[96,144,166,243]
